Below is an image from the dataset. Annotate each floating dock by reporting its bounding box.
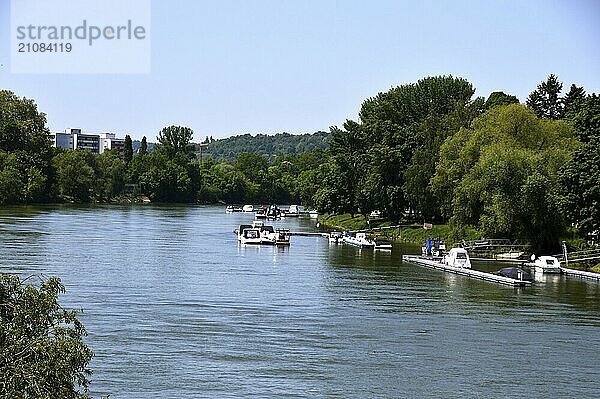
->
[560,267,600,281]
[402,255,532,287]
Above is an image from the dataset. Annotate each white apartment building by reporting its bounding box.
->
[49,128,126,155]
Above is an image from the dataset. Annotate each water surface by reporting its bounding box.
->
[1,205,599,398]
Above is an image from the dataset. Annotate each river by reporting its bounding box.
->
[1,205,599,398]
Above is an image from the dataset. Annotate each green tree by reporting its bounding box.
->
[140,136,148,155]
[526,74,564,119]
[484,91,519,110]
[156,125,194,158]
[562,84,586,119]
[53,150,96,202]
[559,94,600,235]
[123,135,133,164]
[95,151,125,200]
[432,104,579,251]
[0,274,94,399]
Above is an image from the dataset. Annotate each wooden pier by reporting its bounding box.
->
[402,255,532,287]
[560,267,600,281]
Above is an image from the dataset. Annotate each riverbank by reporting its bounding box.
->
[317,213,482,245]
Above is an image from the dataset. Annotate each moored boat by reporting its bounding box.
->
[284,204,300,217]
[443,248,472,268]
[528,255,562,274]
[226,205,242,213]
[373,239,392,250]
[242,204,254,212]
[329,231,343,244]
[237,224,262,244]
[343,232,375,249]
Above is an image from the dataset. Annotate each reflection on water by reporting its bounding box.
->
[1,205,599,399]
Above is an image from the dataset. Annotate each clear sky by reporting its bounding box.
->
[1,0,599,141]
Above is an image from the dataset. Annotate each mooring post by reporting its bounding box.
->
[562,241,568,267]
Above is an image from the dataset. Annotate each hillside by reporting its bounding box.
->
[201,131,329,161]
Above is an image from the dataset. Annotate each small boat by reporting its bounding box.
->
[443,248,472,268]
[242,204,254,212]
[529,255,562,274]
[497,267,533,281]
[343,232,375,249]
[226,205,242,213]
[373,239,392,250]
[247,221,291,245]
[308,210,318,219]
[266,204,282,220]
[273,229,291,245]
[255,207,267,219]
[283,204,300,217]
[328,231,343,244]
[237,224,262,245]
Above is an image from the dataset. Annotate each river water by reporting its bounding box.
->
[1,205,599,398]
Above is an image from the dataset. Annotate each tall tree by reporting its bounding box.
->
[0,274,94,399]
[156,125,194,158]
[484,91,519,110]
[123,134,133,164]
[526,74,564,119]
[562,84,587,120]
[140,136,148,155]
[432,104,579,251]
[559,94,600,235]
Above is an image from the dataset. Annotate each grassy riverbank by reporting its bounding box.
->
[318,214,482,245]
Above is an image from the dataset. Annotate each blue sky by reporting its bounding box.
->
[1,0,599,141]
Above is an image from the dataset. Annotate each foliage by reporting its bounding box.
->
[52,150,96,203]
[559,94,600,235]
[484,91,519,110]
[123,135,133,164]
[526,74,564,119]
[139,136,148,155]
[431,104,579,251]
[0,274,94,399]
[203,131,329,161]
[156,125,195,159]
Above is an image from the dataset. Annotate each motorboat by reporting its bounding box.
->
[266,204,282,219]
[273,229,291,245]
[237,224,261,245]
[308,210,318,219]
[328,231,343,244]
[343,232,375,249]
[529,255,562,274]
[443,248,472,268]
[226,205,242,213]
[497,267,533,281]
[250,221,291,246]
[422,238,446,257]
[242,204,254,212]
[255,207,267,219]
[284,204,300,217]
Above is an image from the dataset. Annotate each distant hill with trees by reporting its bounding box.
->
[201,131,329,161]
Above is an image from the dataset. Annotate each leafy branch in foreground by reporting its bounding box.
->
[0,274,94,399]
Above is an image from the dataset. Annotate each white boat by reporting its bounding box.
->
[266,205,282,219]
[251,220,291,246]
[237,224,262,244]
[226,205,242,213]
[530,255,562,274]
[329,231,343,244]
[242,204,254,212]
[343,232,375,249]
[443,248,472,268]
[284,204,300,217]
[308,210,318,219]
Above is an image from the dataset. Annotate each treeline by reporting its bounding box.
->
[1,74,598,251]
[202,131,329,161]
[310,75,598,252]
